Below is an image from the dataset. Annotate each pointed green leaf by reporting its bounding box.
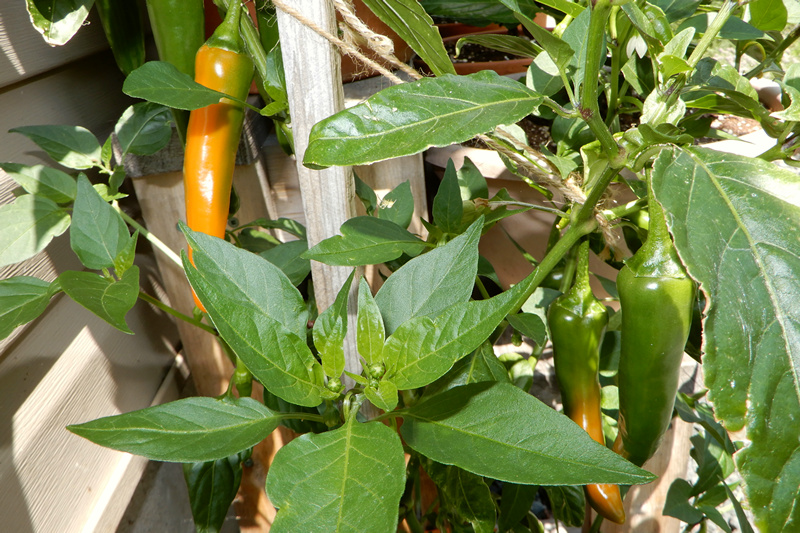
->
[456,157,488,201]
[357,277,385,366]
[267,418,405,533]
[663,479,705,525]
[68,397,279,462]
[455,34,540,59]
[181,228,322,407]
[650,0,701,23]
[360,0,455,76]
[514,9,573,72]
[59,267,139,334]
[402,382,656,485]
[420,0,540,26]
[677,14,766,41]
[314,271,355,378]
[0,194,70,267]
[184,449,250,533]
[123,61,236,110]
[386,275,530,389]
[652,146,800,532]
[10,125,101,169]
[376,217,480,335]
[0,163,77,204]
[113,230,138,277]
[401,382,655,485]
[365,379,398,412]
[114,102,173,157]
[433,159,464,234]
[303,216,427,266]
[500,483,538,533]
[304,71,542,168]
[354,173,378,215]
[376,180,414,229]
[71,175,131,270]
[0,276,59,340]
[24,0,92,45]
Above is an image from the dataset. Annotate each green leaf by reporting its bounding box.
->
[456,157,488,201]
[423,460,496,532]
[68,397,279,462]
[267,418,406,533]
[420,0,540,26]
[113,230,138,277]
[663,479,705,525]
[0,276,58,340]
[24,0,92,45]
[184,449,250,533]
[544,486,585,527]
[526,52,564,97]
[401,382,656,485]
[386,276,529,389]
[10,125,101,169]
[114,102,173,157]
[650,0,701,23]
[375,216,481,335]
[748,0,788,32]
[560,7,598,95]
[314,270,355,378]
[507,312,547,346]
[455,34,540,59]
[424,342,510,399]
[357,277,385,366]
[70,175,131,270]
[0,163,77,204]
[365,379,398,412]
[181,227,323,407]
[304,71,542,168]
[677,14,766,41]
[652,146,800,532]
[354,173,378,215]
[59,267,140,334]
[724,483,756,533]
[0,194,70,268]
[259,239,311,286]
[433,159,464,234]
[514,9,574,73]
[361,0,455,77]
[303,216,427,266]
[500,483,538,533]
[376,180,414,229]
[123,61,235,110]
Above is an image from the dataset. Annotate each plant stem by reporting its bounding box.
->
[602,196,648,220]
[588,514,605,533]
[686,0,736,69]
[116,207,182,267]
[580,0,624,168]
[746,24,800,78]
[138,290,217,334]
[278,412,326,424]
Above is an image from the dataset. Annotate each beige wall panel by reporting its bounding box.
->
[0,7,109,88]
[0,286,178,532]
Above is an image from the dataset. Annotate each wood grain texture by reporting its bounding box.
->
[275,0,362,381]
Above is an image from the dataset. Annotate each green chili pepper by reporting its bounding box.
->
[145,0,205,142]
[548,240,626,524]
[233,356,253,398]
[613,180,696,467]
[94,0,146,76]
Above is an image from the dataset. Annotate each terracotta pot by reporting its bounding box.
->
[415,27,533,77]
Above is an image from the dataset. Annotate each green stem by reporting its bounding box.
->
[214,0,269,94]
[475,276,491,300]
[138,290,217,334]
[278,412,326,424]
[602,196,648,220]
[746,24,800,78]
[580,0,624,168]
[588,514,605,533]
[116,207,182,267]
[686,0,736,69]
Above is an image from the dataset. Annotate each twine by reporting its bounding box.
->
[271,0,419,85]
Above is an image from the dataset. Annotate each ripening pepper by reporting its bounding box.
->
[548,240,626,524]
[613,182,696,467]
[183,0,254,311]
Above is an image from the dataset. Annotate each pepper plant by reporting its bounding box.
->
[3,0,800,532]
